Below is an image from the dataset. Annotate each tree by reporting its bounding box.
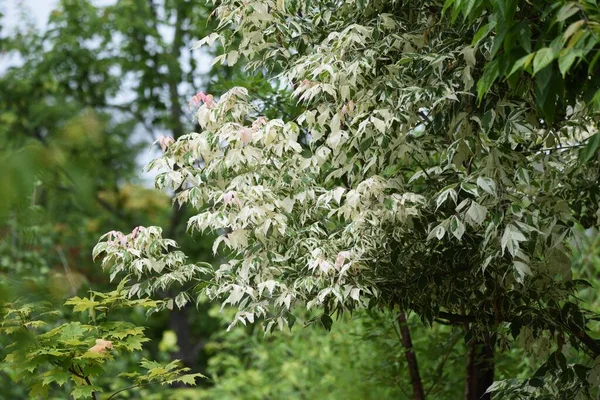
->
[90,0,600,398]
[0,0,233,396]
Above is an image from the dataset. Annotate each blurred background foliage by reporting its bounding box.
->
[1,0,599,399]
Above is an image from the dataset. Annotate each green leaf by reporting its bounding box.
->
[472,22,494,46]
[29,383,49,399]
[517,22,532,53]
[320,314,333,331]
[566,29,588,49]
[287,312,297,330]
[122,335,150,352]
[118,371,140,379]
[477,59,500,101]
[588,50,600,74]
[533,48,556,75]
[80,351,110,359]
[558,50,578,77]
[579,132,600,163]
[450,0,463,22]
[508,53,534,77]
[65,297,99,313]
[555,3,580,23]
[463,0,476,19]
[563,19,585,43]
[496,0,507,18]
[450,216,466,240]
[168,373,206,386]
[53,322,89,340]
[141,358,164,371]
[535,65,560,123]
[71,385,103,400]
[442,0,456,16]
[490,27,506,58]
[590,89,600,110]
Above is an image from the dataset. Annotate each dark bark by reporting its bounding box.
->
[464,333,495,400]
[168,305,196,367]
[397,313,426,400]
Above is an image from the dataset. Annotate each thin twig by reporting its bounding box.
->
[107,380,169,399]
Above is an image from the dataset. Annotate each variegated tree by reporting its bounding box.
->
[95,1,600,398]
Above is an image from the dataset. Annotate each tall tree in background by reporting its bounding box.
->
[95,0,600,399]
[0,0,229,395]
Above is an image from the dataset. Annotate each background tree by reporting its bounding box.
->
[0,0,223,396]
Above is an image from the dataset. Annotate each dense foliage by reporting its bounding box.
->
[0,0,220,397]
[94,0,600,398]
[4,0,600,398]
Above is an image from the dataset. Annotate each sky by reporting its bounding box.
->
[2,0,115,30]
[1,0,58,72]
[2,0,58,30]
[1,0,159,183]
[1,0,114,72]
[1,0,212,185]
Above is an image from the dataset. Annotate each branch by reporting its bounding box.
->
[409,152,433,180]
[84,375,99,400]
[397,312,426,400]
[107,381,163,400]
[520,143,588,155]
[435,311,600,357]
[436,311,477,324]
[567,321,600,356]
[68,367,85,379]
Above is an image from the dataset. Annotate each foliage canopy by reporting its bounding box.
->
[5,0,600,398]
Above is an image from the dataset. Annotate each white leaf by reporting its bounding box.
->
[227,230,249,250]
[332,187,345,205]
[175,293,188,309]
[223,285,244,308]
[450,216,465,240]
[427,224,446,240]
[462,46,477,67]
[466,202,487,225]
[330,113,341,134]
[456,198,470,212]
[280,197,294,213]
[283,294,292,309]
[436,188,457,209]
[501,224,527,257]
[192,33,219,49]
[477,177,496,196]
[258,280,277,297]
[372,117,386,133]
[514,261,532,283]
[226,51,239,66]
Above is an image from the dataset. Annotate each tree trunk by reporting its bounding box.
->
[169,305,196,367]
[464,333,495,400]
[397,312,426,400]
